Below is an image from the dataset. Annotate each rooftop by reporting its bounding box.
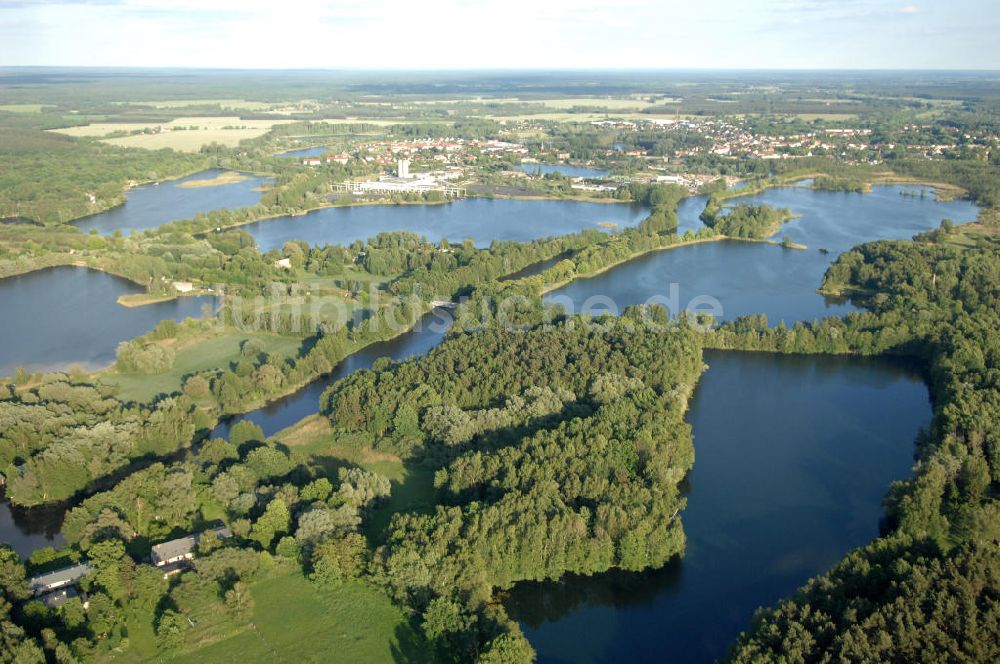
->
[27,562,93,595]
[150,525,231,566]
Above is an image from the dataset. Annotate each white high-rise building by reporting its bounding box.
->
[397,158,410,178]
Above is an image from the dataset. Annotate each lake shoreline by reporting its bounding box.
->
[536,232,802,296]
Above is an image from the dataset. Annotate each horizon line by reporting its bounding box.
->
[2,65,1000,74]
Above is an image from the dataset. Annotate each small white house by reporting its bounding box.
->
[150,526,231,567]
[274,258,292,269]
[27,563,93,596]
[172,281,195,293]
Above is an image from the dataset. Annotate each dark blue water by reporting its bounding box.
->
[546,185,978,325]
[243,199,649,252]
[277,146,327,158]
[675,194,708,235]
[505,351,931,664]
[0,266,216,376]
[517,164,610,178]
[73,169,268,236]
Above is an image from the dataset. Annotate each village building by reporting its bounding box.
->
[27,563,93,597]
[150,525,232,568]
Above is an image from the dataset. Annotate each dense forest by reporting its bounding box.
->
[700,203,795,239]
[321,313,704,659]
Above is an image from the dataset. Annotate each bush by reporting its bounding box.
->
[115,341,175,374]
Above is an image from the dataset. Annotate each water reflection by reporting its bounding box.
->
[506,352,931,663]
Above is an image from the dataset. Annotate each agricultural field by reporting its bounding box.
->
[533,96,671,109]
[49,116,296,151]
[486,111,687,122]
[0,103,54,113]
[116,99,279,110]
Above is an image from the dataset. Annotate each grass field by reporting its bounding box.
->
[49,116,294,152]
[120,568,432,664]
[103,329,305,403]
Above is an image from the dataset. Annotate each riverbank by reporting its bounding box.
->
[712,170,969,206]
[176,171,252,188]
[536,233,803,296]
[507,350,932,663]
[115,288,216,308]
[482,192,629,205]
[0,257,158,291]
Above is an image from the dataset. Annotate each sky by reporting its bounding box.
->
[0,0,998,70]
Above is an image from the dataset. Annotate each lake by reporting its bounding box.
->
[277,146,327,158]
[73,168,268,236]
[243,199,650,252]
[505,350,932,664]
[546,185,978,325]
[0,266,216,376]
[517,164,610,178]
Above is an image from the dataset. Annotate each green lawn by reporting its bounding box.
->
[103,329,305,403]
[363,462,436,543]
[159,572,432,664]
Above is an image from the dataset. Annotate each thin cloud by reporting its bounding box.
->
[0,0,997,69]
